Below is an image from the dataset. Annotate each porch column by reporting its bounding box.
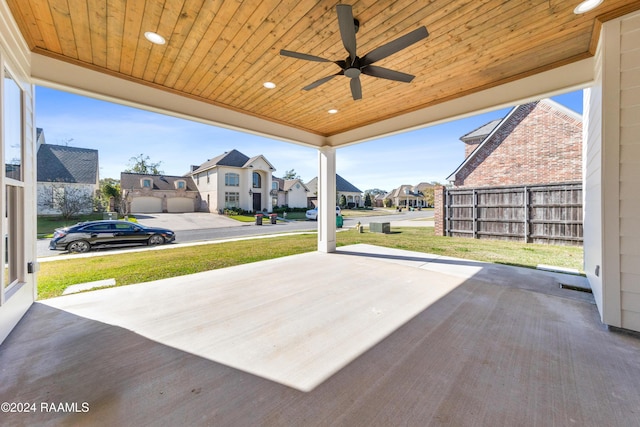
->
[317,146,336,253]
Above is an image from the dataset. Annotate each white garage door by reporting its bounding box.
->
[167,197,194,213]
[131,196,162,213]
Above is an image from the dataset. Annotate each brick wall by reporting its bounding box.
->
[453,101,582,187]
[434,185,446,236]
[463,137,483,158]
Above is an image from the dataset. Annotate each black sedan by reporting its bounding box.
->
[49,220,176,253]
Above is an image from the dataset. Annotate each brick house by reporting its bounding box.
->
[121,173,199,213]
[446,99,582,187]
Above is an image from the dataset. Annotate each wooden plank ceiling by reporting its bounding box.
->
[7,0,640,137]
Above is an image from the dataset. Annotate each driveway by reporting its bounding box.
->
[133,212,245,231]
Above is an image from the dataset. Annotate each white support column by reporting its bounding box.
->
[318,147,336,253]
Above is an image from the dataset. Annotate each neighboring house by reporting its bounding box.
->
[447,99,582,187]
[306,174,363,208]
[384,182,434,208]
[188,149,275,213]
[121,173,198,213]
[36,131,99,215]
[272,177,309,208]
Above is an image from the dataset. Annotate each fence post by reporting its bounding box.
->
[473,189,478,239]
[434,185,447,236]
[524,186,530,243]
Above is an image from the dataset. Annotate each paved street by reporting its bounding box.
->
[37,209,434,259]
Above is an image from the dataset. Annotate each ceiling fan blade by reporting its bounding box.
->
[362,26,429,65]
[280,49,332,63]
[350,77,362,100]
[303,72,342,91]
[362,65,415,83]
[336,4,357,65]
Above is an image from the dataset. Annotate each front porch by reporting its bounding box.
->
[1,245,638,425]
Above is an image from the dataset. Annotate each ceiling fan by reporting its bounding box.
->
[280,4,429,100]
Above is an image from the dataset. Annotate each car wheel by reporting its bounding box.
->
[148,234,165,245]
[67,240,91,253]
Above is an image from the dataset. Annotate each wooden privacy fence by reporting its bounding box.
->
[443,182,583,245]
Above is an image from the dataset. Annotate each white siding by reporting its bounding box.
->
[583,45,604,319]
[588,11,640,332]
[619,12,640,331]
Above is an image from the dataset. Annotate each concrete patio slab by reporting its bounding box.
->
[40,248,467,392]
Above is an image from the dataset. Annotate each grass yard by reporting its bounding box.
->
[37,213,106,237]
[37,227,584,300]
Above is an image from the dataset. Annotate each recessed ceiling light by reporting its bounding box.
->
[263,82,276,89]
[328,109,338,114]
[573,0,603,14]
[144,31,166,45]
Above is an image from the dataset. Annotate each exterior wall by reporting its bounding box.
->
[463,137,483,158]
[286,185,308,208]
[584,47,605,321]
[586,10,640,333]
[454,102,582,187]
[339,191,362,207]
[617,12,640,331]
[193,168,218,212]
[36,182,95,215]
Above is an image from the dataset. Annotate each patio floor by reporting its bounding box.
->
[1,244,639,426]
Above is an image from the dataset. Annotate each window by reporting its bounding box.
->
[196,174,199,185]
[84,224,113,232]
[175,180,186,189]
[225,173,239,186]
[142,179,151,188]
[252,172,261,188]
[225,192,239,209]
[272,182,278,190]
[3,69,25,291]
[4,70,22,182]
[207,171,210,184]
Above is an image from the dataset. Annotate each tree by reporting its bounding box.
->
[338,194,347,208]
[99,178,121,212]
[283,169,300,180]
[39,183,93,220]
[364,192,372,207]
[365,188,386,197]
[124,153,163,175]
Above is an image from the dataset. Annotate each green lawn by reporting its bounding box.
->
[37,214,106,237]
[37,227,583,300]
[37,213,135,237]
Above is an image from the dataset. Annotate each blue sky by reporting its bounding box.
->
[35,87,583,192]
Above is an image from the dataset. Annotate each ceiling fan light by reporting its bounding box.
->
[573,0,603,14]
[144,31,166,45]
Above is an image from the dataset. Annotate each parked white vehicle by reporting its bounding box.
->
[305,206,342,220]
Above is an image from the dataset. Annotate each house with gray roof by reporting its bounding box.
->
[306,174,363,208]
[188,149,276,213]
[36,130,99,215]
[272,176,310,208]
[384,182,435,209]
[121,172,199,213]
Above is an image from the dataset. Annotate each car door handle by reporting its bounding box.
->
[90,233,98,237]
